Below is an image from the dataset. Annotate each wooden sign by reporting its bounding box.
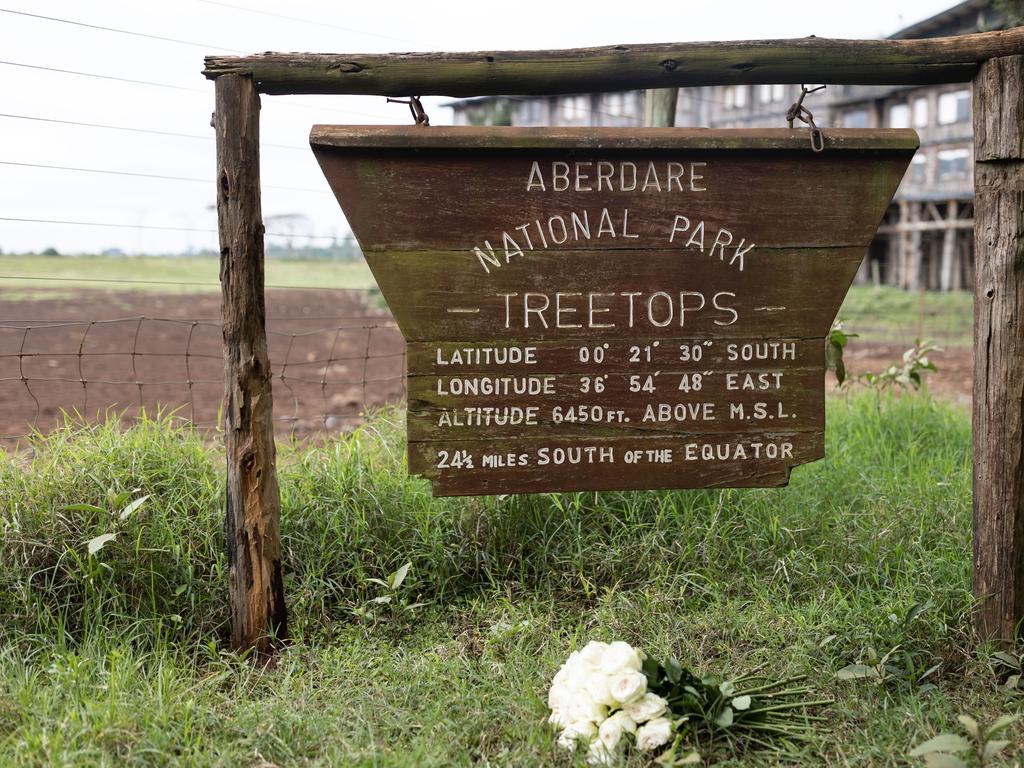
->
[312,126,917,496]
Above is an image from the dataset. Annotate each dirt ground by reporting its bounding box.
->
[841,341,972,407]
[0,288,405,444]
[0,289,974,445]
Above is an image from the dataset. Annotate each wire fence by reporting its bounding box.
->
[0,286,407,446]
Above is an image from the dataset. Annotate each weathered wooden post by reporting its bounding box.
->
[644,88,678,127]
[213,72,287,652]
[972,55,1024,645]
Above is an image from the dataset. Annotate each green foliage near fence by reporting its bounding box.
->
[1,395,1017,767]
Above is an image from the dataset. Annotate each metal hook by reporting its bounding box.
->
[386,96,430,126]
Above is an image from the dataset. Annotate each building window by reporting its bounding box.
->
[841,109,870,128]
[909,153,927,184]
[937,148,970,179]
[913,96,929,128]
[518,99,543,124]
[756,84,786,104]
[603,93,627,117]
[561,95,588,123]
[938,90,970,125]
[889,102,911,129]
[724,85,748,109]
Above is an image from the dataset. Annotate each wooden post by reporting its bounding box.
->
[972,55,1024,645]
[214,73,287,652]
[940,200,958,292]
[644,88,678,127]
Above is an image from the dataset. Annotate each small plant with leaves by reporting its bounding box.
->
[909,713,1018,767]
[858,339,940,392]
[836,643,941,691]
[63,487,151,558]
[989,649,1024,696]
[826,320,858,386]
[352,562,425,625]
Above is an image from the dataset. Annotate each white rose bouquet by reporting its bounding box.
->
[548,641,829,765]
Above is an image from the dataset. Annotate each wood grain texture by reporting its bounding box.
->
[973,56,1024,646]
[203,29,1024,95]
[215,74,287,652]
[974,56,1024,162]
[316,128,914,496]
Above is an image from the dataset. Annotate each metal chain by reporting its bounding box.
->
[386,96,430,126]
[786,84,826,152]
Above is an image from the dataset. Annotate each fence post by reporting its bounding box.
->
[972,55,1024,645]
[213,73,288,652]
[644,88,678,127]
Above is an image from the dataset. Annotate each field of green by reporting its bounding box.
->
[836,285,973,347]
[0,254,376,299]
[2,394,1020,766]
[0,255,974,347]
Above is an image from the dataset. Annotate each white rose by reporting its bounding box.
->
[598,711,637,750]
[600,641,643,675]
[548,707,573,729]
[582,670,617,707]
[635,717,673,751]
[579,641,610,667]
[586,739,618,767]
[610,671,647,704]
[556,719,598,751]
[565,690,609,725]
[623,692,668,723]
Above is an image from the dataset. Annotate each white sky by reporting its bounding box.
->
[0,0,958,255]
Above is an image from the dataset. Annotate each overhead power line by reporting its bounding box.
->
[0,216,345,242]
[0,160,326,193]
[193,0,425,46]
[0,60,393,119]
[0,112,307,150]
[0,7,248,54]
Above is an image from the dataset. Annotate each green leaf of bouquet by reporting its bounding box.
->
[666,658,683,685]
[908,734,971,756]
[718,681,736,697]
[714,706,734,728]
[731,695,752,711]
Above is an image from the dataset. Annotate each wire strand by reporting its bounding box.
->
[193,0,425,46]
[0,160,327,194]
[0,112,307,150]
[0,216,347,242]
[0,7,248,54]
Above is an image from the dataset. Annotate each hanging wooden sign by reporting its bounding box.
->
[312,126,917,496]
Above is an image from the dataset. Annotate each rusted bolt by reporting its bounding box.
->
[661,59,679,71]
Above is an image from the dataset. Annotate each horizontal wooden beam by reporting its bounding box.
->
[203,28,1024,97]
[876,219,975,233]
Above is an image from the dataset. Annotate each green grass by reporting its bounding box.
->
[0,395,1017,766]
[0,254,376,299]
[838,285,973,347]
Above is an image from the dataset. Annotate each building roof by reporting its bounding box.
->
[889,0,1003,39]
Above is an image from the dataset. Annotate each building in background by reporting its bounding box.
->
[448,0,1017,291]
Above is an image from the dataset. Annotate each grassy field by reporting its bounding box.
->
[0,254,376,298]
[836,285,973,347]
[1,394,1018,766]
[0,254,974,347]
